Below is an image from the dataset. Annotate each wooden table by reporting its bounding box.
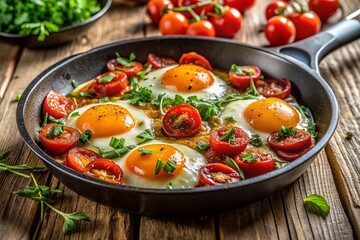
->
[0,0,359,239]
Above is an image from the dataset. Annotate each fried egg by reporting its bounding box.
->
[220,97,307,140]
[65,101,152,146]
[116,140,206,189]
[140,64,227,99]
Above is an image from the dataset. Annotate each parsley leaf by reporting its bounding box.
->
[46,125,64,139]
[304,194,330,219]
[276,126,298,141]
[98,73,116,83]
[115,52,136,67]
[249,134,264,147]
[241,152,258,162]
[121,84,152,106]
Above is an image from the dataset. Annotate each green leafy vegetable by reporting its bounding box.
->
[70,112,80,118]
[0,0,101,41]
[195,141,210,151]
[46,125,64,139]
[121,84,152,106]
[99,97,109,103]
[303,194,330,219]
[220,128,236,145]
[249,134,264,147]
[298,105,317,138]
[241,152,258,163]
[79,130,92,145]
[15,94,22,102]
[163,160,177,174]
[98,73,116,83]
[139,149,153,156]
[115,52,136,67]
[136,129,154,144]
[276,126,298,141]
[225,157,245,180]
[155,159,164,175]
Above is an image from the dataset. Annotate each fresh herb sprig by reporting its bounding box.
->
[298,105,317,138]
[276,126,298,141]
[121,84,153,106]
[304,194,330,219]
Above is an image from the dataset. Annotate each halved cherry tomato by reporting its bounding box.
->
[223,0,256,13]
[178,0,214,19]
[83,158,123,184]
[309,0,339,21]
[255,79,291,99]
[39,124,80,155]
[186,20,216,37]
[147,53,177,69]
[264,16,296,46]
[198,163,240,186]
[229,65,261,90]
[234,148,275,178]
[42,90,76,119]
[202,148,228,164]
[179,52,213,70]
[209,126,249,156]
[159,12,189,35]
[93,71,128,96]
[147,0,173,25]
[162,104,202,138]
[268,129,312,152]
[274,139,315,161]
[265,0,287,20]
[290,12,321,41]
[65,147,100,173]
[209,7,242,38]
[106,59,143,77]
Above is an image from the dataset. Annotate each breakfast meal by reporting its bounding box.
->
[38,51,316,189]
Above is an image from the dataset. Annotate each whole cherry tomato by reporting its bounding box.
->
[65,147,100,173]
[291,11,321,41]
[229,65,261,90]
[223,0,256,13]
[39,124,80,155]
[264,16,296,46]
[147,0,173,25]
[107,59,143,77]
[209,7,242,38]
[198,163,240,186]
[42,90,76,119]
[234,148,275,178]
[267,128,312,152]
[84,158,123,184]
[186,20,216,37]
[147,53,177,69]
[210,126,249,156]
[159,12,189,35]
[309,0,339,21]
[178,0,214,19]
[162,104,202,138]
[265,0,287,20]
[179,52,212,70]
[255,78,291,99]
[93,71,128,96]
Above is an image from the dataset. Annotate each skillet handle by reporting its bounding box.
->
[274,9,360,71]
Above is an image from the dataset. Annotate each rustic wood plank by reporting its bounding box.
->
[0,44,20,101]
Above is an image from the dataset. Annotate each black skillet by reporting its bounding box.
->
[0,0,111,48]
[16,10,360,215]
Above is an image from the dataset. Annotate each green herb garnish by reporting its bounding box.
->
[220,128,236,145]
[46,125,64,139]
[225,157,245,180]
[163,160,177,174]
[136,129,154,144]
[276,126,298,141]
[121,84,152,106]
[79,130,92,145]
[241,152,258,162]
[99,97,109,103]
[71,80,79,89]
[138,149,153,156]
[15,94,22,102]
[98,73,116,83]
[115,52,136,67]
[155,159,165,175]
[249,134,264,147]
[304,194,330,219]
[195,141,210,151]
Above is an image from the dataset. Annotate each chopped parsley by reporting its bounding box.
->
[115,52,136,67]
[241,152,258,162]
[276,126,298,141]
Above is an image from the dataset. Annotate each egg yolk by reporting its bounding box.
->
[76,104,135,138]
[161,64,214,92]
[243,98,300,133]
[125,144,185,180]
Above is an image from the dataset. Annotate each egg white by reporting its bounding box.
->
[139,65,227,99]
[114,140,207,189]
[65,101,153,148]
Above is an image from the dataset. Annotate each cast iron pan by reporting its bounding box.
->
[16,11,360,215]
[0,0,111,48]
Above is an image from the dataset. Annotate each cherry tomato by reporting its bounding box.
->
[274,139,315,161]
[264,16,296,46]
[178,0,214,19]
[169,0,179,7]
[309,0,339,21]
[229,65,261,90]
[255,79,291,99]
[162,104,202,138]
[42,90,76,119]
[265,0,287,20]
[209,7,242,38]
[291,12,321,41]
[147,53,177,69]
[84,158,123,184]
[39,124,80,155]
[223,0,256,13]
[202,148,228,164]
[234,148,275,178]
[210,126,249,156]
[147,0,173,25]
[159,12,189,35]
[186,20,216,37]
[268,129,312,152]
[179,52,212,70]
[107,59,143,77]
[65,147,100,173]
[93,71,128,96]
[198,163,240,186]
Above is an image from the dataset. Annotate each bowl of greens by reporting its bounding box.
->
[0,0,112,48]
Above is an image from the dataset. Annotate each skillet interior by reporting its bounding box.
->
[17,36,338,215]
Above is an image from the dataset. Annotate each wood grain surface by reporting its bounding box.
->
[0,0,359,239]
